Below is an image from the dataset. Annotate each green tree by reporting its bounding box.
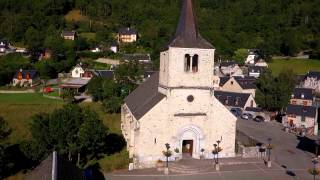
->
[24,105,111,166]
[233,48,248,65]
[24,26,42,52]
[256,68,296,111]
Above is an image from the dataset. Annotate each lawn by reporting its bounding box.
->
[0,93,64,143]
[269,58,320,76]
[0,93,63,105]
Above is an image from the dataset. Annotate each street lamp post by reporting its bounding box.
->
[267,138,272,168]
[213,137,222,171]
[165,143,170,168]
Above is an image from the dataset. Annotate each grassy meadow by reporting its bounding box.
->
[269,58,320,76]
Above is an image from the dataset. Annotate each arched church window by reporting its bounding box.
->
[184,54,191,72]
[192,54,198,72]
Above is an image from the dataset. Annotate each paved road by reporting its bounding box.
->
[237,120,314,169]
[106,120,317,180]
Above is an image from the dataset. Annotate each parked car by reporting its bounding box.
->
[254,115,265,122]
[230,108,242,117]
[241,113,253,120]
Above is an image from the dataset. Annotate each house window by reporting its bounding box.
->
[231,81,234,85]
[192,54,198,72]
[184,54,191,72]
[235,97,240,106]
[291,100,297,105]
[301,115,305,122]
[154,138,157,144]
[303,101,308,106]
[250,100,254,107]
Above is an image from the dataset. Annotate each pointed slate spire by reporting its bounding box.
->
[168,0,213,49]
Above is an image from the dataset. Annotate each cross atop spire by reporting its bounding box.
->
[168,0,213,49]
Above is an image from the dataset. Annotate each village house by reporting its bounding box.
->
[283,104,318,136]
[254,59,268,67]
[71,64,85,78]
[61,30,76,40]
[117,27,138,43]
[300,71,320,93]
[290,88,314,106]
[219,61,243,76]
[121,0,236,169]
[219,76,257,97]
[110,41,119,53]
[12,69,38,87]
[0,40,9,53]
[214,91,257,110]
[245,49,259,65]
[248,66,266,78]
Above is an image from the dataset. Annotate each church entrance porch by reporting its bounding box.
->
[182,140,193,157]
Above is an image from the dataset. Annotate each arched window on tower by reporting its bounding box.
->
[184,54,191,72]
[192,54,198,72]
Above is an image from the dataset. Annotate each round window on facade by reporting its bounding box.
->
[187,95,194,102]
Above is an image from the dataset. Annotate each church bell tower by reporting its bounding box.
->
[159,0,216,95]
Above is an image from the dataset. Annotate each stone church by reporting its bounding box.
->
[121,0,237,169]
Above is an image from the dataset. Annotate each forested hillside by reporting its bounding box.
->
[0,0,319,59]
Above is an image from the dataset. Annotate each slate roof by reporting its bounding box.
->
[24,152,85,180]
[234,76,256,89]
[287,104,317,118]
[124,72,165,120]
[245,107,262,112]
[13,70,38,79]
[62,30,76,36]
[305,71,320,80]
[220,61,237,67]
[291,88,314,100]
[166,0,213,49]
[219,76,256,89]
[248,66,266,73]
[118,27,138,35]
[96,70,114,79]
[219,76,230,86]
[214,91,251,108]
